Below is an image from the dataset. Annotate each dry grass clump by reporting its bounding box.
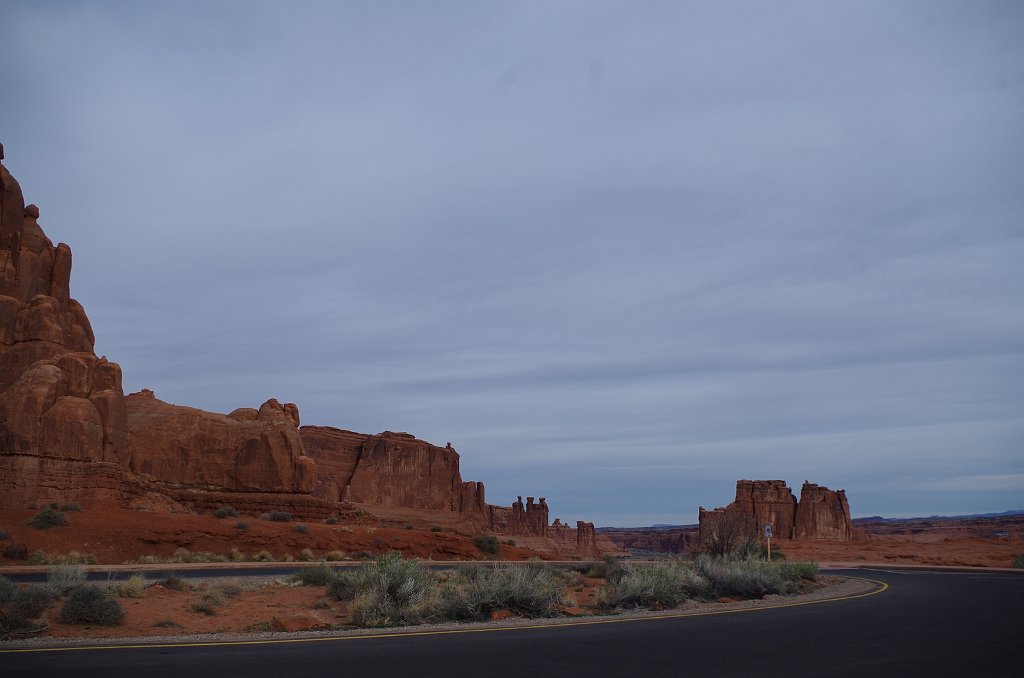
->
[114,575,147,599]
[695,555,810,598]
[325,550,346,561]
[295,562,335,587]
[46,564,87,595]
[190,589,226,615]
[440,565,565,620]
[349,551,437,627]
[598,560,711,610]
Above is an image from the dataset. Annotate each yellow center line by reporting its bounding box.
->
[0,577,888,654]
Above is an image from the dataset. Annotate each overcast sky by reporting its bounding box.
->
[2,1,1021,525]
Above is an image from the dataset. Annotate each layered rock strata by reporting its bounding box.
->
[488,496,549,537]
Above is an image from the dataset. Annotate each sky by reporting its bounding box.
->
[1,1,1022,526]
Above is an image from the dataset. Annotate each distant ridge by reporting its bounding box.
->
[853,509,1024,524]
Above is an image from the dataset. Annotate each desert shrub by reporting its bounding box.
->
[598,561,710,610]
[253,550,275,562]
[28,508,67,530]
[473,534,500,555]
[115,575,146,598]
[328,570,364,601]
[235,521,250,532]
[1013,553,1024,569]
[61,586,124,625]
[324,516,338,525]
[0,530,8,541]
[154,619,182,628]
[731,537,767,561]
[504,539,516,546]
[2,543,28,560]
[28,550,48,564]
[212,581,242,598]
[0,575,15,602]
[214,506,238,519]
[161,576,188,592]
[440,565,565,621]
[134,554,165,565]
[190,589,226,615]
[296,563,335,586]
[11,586,56,619]
[777,561,818,582]
[298,548,316,562]
[588,555,625,583]
[264,511,292,522]
[58,503,82,512]
[228,548,246,562]
[47,564,87,595]
[325,550,346,561]
[696,555,792,598]
[349,552,437,626]
[293,523,310,534]
[430,526,443,533]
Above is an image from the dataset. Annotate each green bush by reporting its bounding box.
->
[58,503,82,512]
[60,586,124,625]
[47,564,87,595]
[293,523,310,534]
[598,561,710,610]
[324,516,338,525]
[2,543,28,560]
[349,551,437,626]
[473,534,500,555]
[235,521,250,532]
[214,506,238,519]
[430,526,443,532]
[588,555,625,583]
[328,570,364,601]
[440,565,565,620]
[777,561,818,581]
[1013,553,1024,569]
[28,508,67,529]
[264,511,292,522]
[295,563,335,586]
[10,586,55,619]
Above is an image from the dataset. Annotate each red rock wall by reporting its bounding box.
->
[299,426,486,514]
[699,479,856,543]
[794,481,854,540]
[488,496,549,536]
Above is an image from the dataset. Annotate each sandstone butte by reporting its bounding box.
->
[698,479,863,542]
[0,147,606,558]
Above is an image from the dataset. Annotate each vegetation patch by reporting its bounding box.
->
[598,560,710,610]
[349,551,437,626]
[214,506,238,519]
[115,575,147,599]
[295,563,335,587]
[47,564,87,595]
[473,534,500,555]
[28,507,67,529]
[61,586,124,625]
[441,565,565,620]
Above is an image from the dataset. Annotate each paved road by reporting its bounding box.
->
[3,569,1022,678]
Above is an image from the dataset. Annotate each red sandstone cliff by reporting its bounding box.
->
[299,425,486,513]
[699,479,857,543]
[0,149,582,541]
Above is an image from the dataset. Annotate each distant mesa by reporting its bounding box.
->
[0,148,603,555]
[698,479,863,542]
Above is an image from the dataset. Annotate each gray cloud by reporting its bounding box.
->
[2,0,1021,524]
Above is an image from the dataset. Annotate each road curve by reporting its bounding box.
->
[3,569,1021,678]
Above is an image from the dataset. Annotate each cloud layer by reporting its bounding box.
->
[2,1,1022,524]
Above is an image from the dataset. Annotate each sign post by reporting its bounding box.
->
[764,524,772,561]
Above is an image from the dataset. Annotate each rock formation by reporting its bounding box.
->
[298,426,486,513]
[488,496,549,537]
[794,481,854,540]
[699,479,856,543]
[0,148,594,542]
[575,520,599,558]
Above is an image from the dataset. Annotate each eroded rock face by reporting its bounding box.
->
[488,495,549,536]
[126,394,316,494]
[699,479,856,543]
[0,156,130,507]
[299,426,486,513]
[576,520,599,557]
[794,482,854,540]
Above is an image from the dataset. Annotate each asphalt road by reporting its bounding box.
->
[2,569,1022,678]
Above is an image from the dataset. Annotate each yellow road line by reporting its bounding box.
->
[0,577,888,654]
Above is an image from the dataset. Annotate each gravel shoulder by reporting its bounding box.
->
[1,575,879,651]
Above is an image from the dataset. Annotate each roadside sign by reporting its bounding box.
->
[764,525,772,538]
